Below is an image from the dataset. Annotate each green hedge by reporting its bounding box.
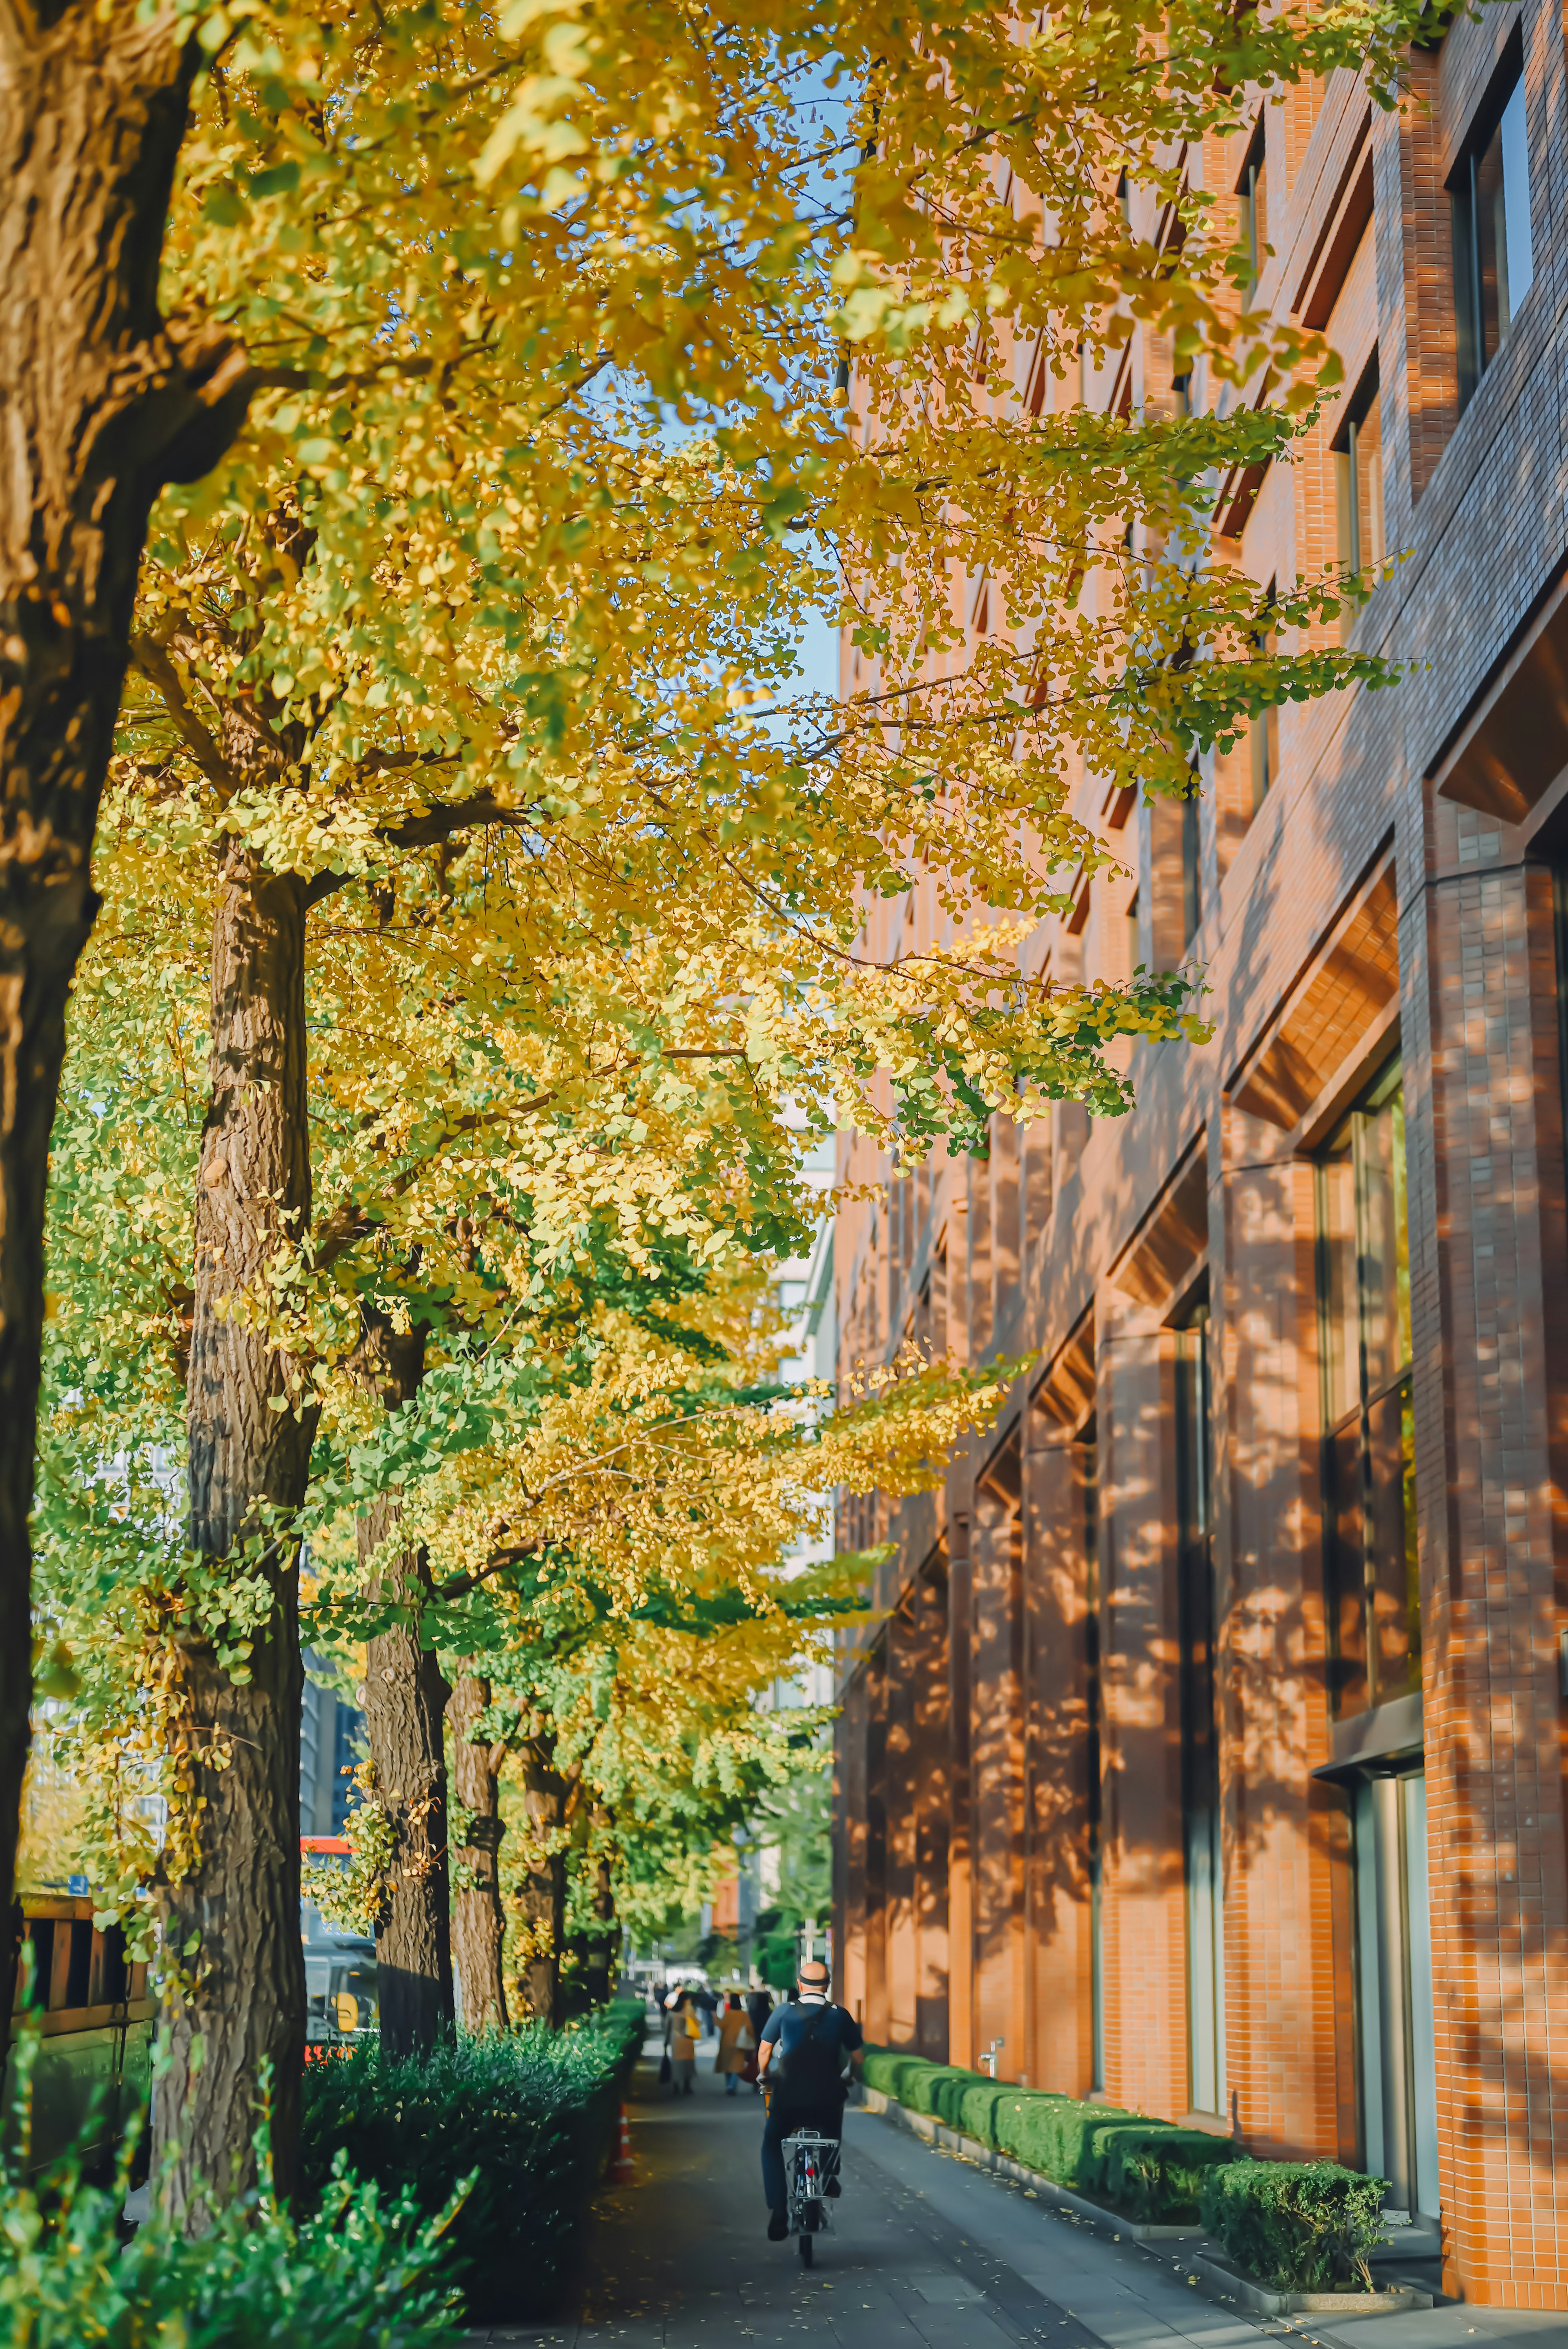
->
[861,2049,1390,2261]
[1101,2126,1243,2221]
[301,2004,642,2322]
[860,2047,1243,2222]
[0,2032,461,2349]
[899,2064,971,2119]
[1200,2160,1390,2294]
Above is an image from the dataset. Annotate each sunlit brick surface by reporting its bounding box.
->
[831,2,1568,2308]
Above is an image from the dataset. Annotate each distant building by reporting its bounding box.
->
[299,1655,364,1840]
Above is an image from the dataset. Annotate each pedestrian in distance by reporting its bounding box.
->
[665,1981,702,2096]
[746,1984,773,2036]
[757,1958,863,2240]
[744,1986,773,2094]
[715,1990,754,2095]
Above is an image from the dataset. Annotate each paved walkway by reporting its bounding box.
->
[466,2048,1568,2349]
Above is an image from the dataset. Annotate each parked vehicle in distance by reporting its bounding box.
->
[301,1836,379,2053]
[303,1930,379,2052]
[7,1889,155,2177]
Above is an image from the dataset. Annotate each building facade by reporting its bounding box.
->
[300,1653,364,1841]
[831,2,1568,2309]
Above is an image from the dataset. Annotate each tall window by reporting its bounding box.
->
[1238,121,1266,299]
[1079,1415,1105,2094]
[1249,582,1278,814]
[1176,1299,1224,2115]
[1334,357,1384,587]
[1452,48,1534,411]
[1315,1056,1419,1718]
[1180,778,1202,946]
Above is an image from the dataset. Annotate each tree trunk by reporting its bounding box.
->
[448,1668,509,2033]
[519,1734,567,2028]
[579,1807,617,2008]
[0,1,252,1943]
[352,1313,454,2058]
[157,848,313,2216]
[361,1495,455,2057]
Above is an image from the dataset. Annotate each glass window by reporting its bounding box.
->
[1249,582,1279,814]
[1180,781,1202,946]
[1176,1303,1224,2115]
[1238,123,1266,300]
[1079,1414,1104,2094]
[1314,1056,1418,1716]
[1453,59,1534,411]
[1334,358,1384,588]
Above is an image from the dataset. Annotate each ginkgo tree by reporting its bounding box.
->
[13,0,1432,2216]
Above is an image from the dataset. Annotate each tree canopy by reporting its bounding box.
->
[7,0,1427,2212]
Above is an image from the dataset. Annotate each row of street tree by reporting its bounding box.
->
[1,0,1423,2227]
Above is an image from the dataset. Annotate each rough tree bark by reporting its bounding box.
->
[448,1667,509,2032]
[519,1731,568,2027]
[356,1313,456,2059]
[158,847,313,2215]
[0,1,254,1939]
[578,1804,617,2008]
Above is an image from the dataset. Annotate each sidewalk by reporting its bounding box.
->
[463,2050,1568,2349]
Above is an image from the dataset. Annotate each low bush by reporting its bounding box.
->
[1200,2160,1390,2293]
[991,2090,1066,2172]
[861,2047,929,2100]
[1035,2099,1135,2191]
[301,2004,641,2322]
[0,2064,461,2349]
[1100,2126,1241,2222]
[899,2064,971,2119]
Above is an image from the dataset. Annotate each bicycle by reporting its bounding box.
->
[783,2127,840,2265]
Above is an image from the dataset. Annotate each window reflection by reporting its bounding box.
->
[1314,1058,1418,1716]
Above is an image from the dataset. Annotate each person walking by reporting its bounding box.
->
[666,1981,701,2096]
[715,1991,754,2095]
[744,1985,773,2094]
[757,1959,862,2240]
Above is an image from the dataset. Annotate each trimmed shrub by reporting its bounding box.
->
[931,2068,980,2126]
[900,2064,971,2119]
[1200,2160,1390,2293]
[954,2079,1015,2147]
[1082,2117,1172,2193]
[1101,2126,1241,2222]
[301,2006,641,2322]
[0,2058,461,2349]
[991,2090,1067,2173]
[861,2046,923,2099]
[1034,2099,1136,2191]
[857,2048,1238,2227]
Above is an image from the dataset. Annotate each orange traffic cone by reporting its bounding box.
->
[609,2104,636,2184]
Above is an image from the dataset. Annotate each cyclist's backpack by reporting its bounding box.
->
[770,2006,846,2105]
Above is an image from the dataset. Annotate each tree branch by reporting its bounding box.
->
[303,788,547,907]
[129,636,237,800]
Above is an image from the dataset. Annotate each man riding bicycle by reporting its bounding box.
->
[757,1959,863,2240]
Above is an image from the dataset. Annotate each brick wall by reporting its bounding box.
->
[832,0,1568,2303]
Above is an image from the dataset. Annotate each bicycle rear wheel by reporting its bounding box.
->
[798,2231,813,2266]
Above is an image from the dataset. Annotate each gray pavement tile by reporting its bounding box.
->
[1309,2323,1568,2349]
[565,2061,1566,2349]
[901,2311,1021,2349]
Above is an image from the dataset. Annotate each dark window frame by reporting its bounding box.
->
[1450,29,1533,413]
[1313,1051,1419,1718]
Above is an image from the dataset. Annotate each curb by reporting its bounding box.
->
[1187,2249,1430,2321]
[850,2086,1433,2322]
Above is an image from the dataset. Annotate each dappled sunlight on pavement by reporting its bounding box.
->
[462,2054,1568,2349]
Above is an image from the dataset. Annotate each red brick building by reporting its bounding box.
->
[831,3,1568,2308]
